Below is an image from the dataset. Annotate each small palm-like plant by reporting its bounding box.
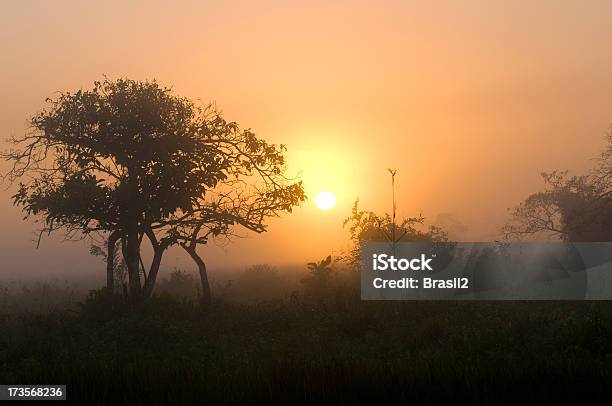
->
[302,255,335,292]
[307,255,333,276]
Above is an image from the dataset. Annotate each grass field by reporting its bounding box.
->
[2,275,612,404]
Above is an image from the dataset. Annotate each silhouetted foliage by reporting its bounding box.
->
[301,255,335,293]
[306,255,333,274]
[343,199,448,266]
[156,269,199,301]
[2,289,611,403]
[1,78,305,302]
[221,264,287,302]
[505,131,612,241]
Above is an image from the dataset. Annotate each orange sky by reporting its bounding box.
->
[2,0,612,277]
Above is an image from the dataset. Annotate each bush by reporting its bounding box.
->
[156,269,200,301]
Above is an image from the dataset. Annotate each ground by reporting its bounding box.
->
[1,288,612,404]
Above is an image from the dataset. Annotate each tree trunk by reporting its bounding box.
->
[143,247,164,298]
[106,231,122,294]
[124,227,142,298]
[142,228,169,299]
[182,244,211,306]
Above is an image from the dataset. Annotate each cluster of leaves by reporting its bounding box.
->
[6,79,303,238]
[302,255,335,292]
[342,199,447,266]
[505,130,612,241]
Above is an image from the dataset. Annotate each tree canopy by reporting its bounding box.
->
[505,131,612,242]
[342,199,447,266]
[2,78,305,302]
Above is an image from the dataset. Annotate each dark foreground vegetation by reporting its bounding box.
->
[2,272,612,404]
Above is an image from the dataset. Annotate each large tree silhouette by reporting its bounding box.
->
[2,78,305,301]
[505,131,612,242]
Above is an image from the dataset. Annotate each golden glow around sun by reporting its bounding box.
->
[315,191,337,210]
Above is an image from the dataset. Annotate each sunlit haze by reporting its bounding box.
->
[2,0,612,277]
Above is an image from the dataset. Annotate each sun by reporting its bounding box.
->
[315,191,337,210]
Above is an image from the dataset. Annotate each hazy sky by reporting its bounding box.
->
[2,0,612,278]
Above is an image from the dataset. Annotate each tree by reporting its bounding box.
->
[504,170,612,241]
[164,170,304,304]
[505,129,612,242]
[2,78,305,301]
[342,199,447,266]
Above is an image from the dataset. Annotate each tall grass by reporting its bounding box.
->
[2,300,612,402]
[2,269,612,403]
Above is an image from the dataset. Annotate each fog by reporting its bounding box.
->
[2,1,612,279]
